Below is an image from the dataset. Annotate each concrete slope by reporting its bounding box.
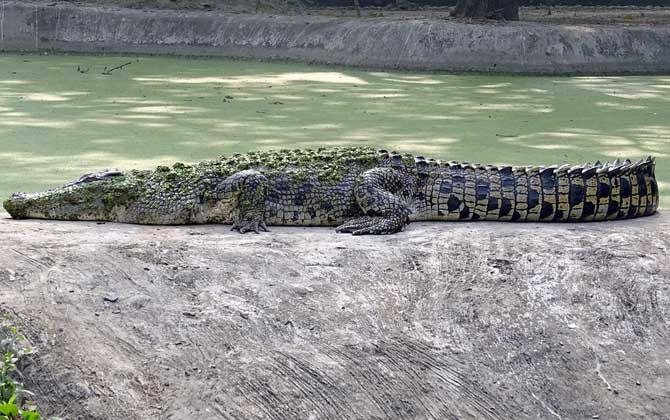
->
[1,2,670,73]
[1,213,668,419]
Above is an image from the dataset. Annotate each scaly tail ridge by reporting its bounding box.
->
[419,156,659,222]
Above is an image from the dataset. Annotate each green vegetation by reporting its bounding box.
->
[0,317,58,420]
[0,54,667,208]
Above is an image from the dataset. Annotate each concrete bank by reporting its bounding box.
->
[1,213,668,419]
[1,2,670,74]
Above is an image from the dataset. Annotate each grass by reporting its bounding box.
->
[0,53,668,209]
[0,317,59,420]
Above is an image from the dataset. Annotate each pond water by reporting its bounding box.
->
[0,54,668,209]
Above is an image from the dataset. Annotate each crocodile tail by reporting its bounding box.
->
[508,157,659,222]
[417,157,659,222]
[564,157,658,221]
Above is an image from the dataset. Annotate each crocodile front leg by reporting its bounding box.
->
[215,170,269,234]
[336,167,412,235]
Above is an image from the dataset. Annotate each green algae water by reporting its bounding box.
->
[0,54,668,210]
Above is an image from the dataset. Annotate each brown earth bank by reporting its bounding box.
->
[48,1,670,25]
[1,213,669,420]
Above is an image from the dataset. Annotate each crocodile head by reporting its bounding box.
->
[3,170,138,221]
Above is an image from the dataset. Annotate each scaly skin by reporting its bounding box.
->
[3,147,659,235]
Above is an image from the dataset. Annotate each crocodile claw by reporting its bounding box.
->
[231,218,269,234]
[336,215,409,235]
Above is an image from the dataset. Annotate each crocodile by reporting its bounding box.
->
[3,147,659,235]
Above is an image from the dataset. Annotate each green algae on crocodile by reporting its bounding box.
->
[3,147,660,235]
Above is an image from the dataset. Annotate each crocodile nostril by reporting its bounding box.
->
[10,192,27,200]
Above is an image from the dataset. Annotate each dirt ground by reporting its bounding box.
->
[42,0,670,26]
[1,213,669,419]
[47,1,670,25]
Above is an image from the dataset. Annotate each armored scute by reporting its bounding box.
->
[3,147,659,235]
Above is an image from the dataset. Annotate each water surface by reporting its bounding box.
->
[0,54,668,209]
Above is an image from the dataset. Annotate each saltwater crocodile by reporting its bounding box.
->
[3,147,659,235]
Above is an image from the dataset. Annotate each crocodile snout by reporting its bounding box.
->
[4,193,29,218]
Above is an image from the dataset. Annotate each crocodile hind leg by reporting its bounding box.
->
[336,167,412,235]
[215,170,270,234]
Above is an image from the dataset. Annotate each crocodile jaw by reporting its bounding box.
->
[3,170,139,222]
[4,190,122,221]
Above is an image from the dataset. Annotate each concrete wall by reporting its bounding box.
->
[316,0,670,6]
[1,1,670,74]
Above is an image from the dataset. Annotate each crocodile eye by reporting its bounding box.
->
[67,170,123,186]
